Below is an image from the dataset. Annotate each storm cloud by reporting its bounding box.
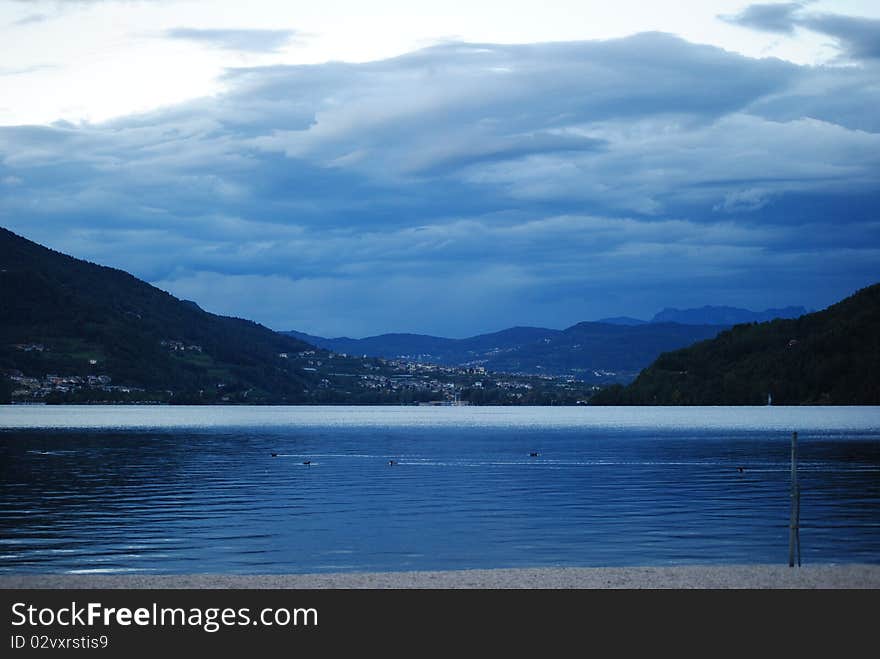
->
[723,2,880,61]
[799,13,880,60]
[1,31,878,336]
[719,2,808,34]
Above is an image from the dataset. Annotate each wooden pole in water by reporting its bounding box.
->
[789,431,800,567]
[796,479,801,567]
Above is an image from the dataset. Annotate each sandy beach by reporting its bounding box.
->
[2,564,879,589]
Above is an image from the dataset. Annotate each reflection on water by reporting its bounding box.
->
[1,405,879,573]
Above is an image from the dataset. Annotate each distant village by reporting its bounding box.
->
[288,347,595,404]
[6,371,143,400]
[3,340,598,405]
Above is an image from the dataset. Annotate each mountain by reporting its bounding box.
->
[284,322,726,383]
[592,284,880,405]
[0,228,598,405]
[284,306,813,382]
[286,329,477,362]
[651,305,807,325]
[485,322,726,379]
[0,227,323,403]
[596,316,648,326]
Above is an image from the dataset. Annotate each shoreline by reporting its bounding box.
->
[3,565,879,589]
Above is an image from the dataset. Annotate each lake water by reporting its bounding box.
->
[1,405,879,574]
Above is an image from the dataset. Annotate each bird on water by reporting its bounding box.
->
[303,460,311,467]
[530,452,539,457]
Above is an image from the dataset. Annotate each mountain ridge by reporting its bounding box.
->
[281,304,814,383]
[0,227,597,405]
[591,284,880,405]
[0,227,319,403]
[284,321,729,383]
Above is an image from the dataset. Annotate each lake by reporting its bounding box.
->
[1,405,879,574]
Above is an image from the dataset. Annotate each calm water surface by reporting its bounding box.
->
[1,405,879,574]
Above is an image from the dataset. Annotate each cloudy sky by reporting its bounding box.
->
[1,1,878,337]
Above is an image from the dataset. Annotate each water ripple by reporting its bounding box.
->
[1,407,879,572]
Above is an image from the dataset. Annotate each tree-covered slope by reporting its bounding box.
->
[482,321,724,378]
[591,283,880,405]
[0,227,317,402]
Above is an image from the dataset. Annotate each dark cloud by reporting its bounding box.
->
[722,3,880,61]
[800,14,880,60]
[1,32,878,335]
[164,27,297,53]
[719,2,808,34]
